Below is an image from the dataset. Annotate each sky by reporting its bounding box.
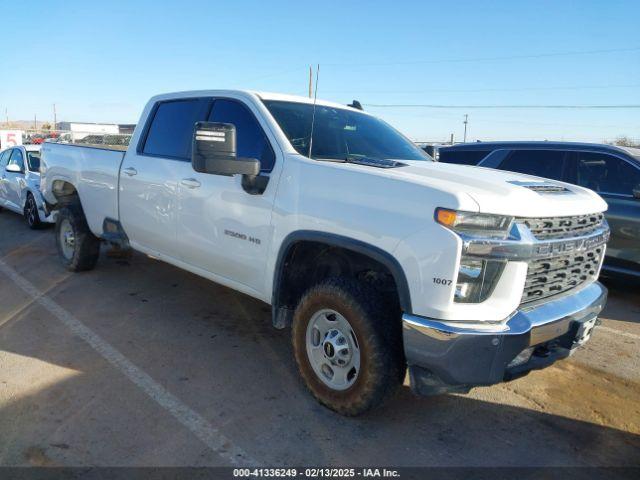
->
[1,0,639,142]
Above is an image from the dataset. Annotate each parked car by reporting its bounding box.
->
[29,134,46,145]
[0,145,55,229]
[41,91,609,415]
[438,142,640,279]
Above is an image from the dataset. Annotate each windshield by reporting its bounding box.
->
[26,151,41,172]
[263,100,431,162]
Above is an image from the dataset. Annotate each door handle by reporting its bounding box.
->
[123,167,138,176]
[180,178,201,189]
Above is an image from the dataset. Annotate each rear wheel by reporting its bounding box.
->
[24,193,43,229]
[292,277,404,416]
[55,205,101,271]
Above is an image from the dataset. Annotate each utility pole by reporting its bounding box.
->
[308,66,313,98]
[34,114,37,130]
[450,133,454,145]
[53,103,57,131]
[463,114,468,143]
[4,108,8,126]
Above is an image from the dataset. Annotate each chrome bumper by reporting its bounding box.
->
[402,281,607,395]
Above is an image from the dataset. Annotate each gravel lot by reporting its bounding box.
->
[0,211,638,467]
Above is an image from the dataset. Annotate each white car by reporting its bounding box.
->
[0,145,55,229]
[41,90,609,415]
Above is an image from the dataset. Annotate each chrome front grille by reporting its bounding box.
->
[522,246,603,304]
[517,213,605,240]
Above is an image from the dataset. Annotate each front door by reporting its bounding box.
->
[4,148,26,211]
[0,149,13,207]
[176,97,281,296]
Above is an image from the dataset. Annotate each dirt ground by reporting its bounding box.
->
[0,211,638,467]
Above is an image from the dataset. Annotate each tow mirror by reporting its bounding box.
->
[5,163,23,174]
[633,184,640,199]
[191,122,260,177]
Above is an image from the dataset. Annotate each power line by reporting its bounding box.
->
[323,83,640,94]
[325,46,640,67]
[365,104,640,109]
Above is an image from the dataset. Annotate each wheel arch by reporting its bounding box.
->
[50,179,81,207]
[271,231,412,328]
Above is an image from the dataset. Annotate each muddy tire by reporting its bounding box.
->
[292,277,404,416]
[24,193,43,230]
[55,205,101,271]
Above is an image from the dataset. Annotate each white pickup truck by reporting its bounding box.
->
[41,90,610,415]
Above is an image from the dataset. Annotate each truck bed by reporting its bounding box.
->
[41,142,125,236]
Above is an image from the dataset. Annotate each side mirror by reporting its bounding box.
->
[5,163,23,174]
[633,184,640,199]
[191,122,260,176]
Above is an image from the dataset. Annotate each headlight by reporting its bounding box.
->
[435,208,513,238]
[455,257,506,303]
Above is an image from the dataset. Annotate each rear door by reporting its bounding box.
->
[566,152,640,274]
[176,97,280,295]
[119,97,210,259]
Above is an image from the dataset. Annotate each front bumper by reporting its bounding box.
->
[402,281,607,395]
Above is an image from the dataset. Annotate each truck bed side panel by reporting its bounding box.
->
[41,143,125,236]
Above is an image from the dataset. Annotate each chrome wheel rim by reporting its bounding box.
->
[59,219,75,260]
[26,197,37,226]
[305,309,360,391]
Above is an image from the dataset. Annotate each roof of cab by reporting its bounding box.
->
[149,89,367,114]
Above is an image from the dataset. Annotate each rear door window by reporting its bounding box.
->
[142,99,210,160]
[27,151,41,171]
[438,150,491,165]
[574,152,640,196]
[498,150,567,181]
[208,99,276,172]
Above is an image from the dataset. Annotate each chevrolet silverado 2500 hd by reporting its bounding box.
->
[40,90,610,416]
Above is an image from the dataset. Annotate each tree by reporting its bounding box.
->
[611,136,640,148]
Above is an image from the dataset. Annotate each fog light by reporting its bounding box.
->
[454,257,506,303]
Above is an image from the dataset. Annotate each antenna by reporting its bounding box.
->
[307,64,320,158]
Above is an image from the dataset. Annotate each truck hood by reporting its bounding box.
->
[392,161,608,217]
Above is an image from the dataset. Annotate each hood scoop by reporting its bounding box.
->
[507,180,572,194]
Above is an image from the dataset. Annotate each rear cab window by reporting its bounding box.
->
[142,98,210,159]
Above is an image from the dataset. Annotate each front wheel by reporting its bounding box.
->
[24,193,43,230]
[55,205,101,271]
[292,277,404,416]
